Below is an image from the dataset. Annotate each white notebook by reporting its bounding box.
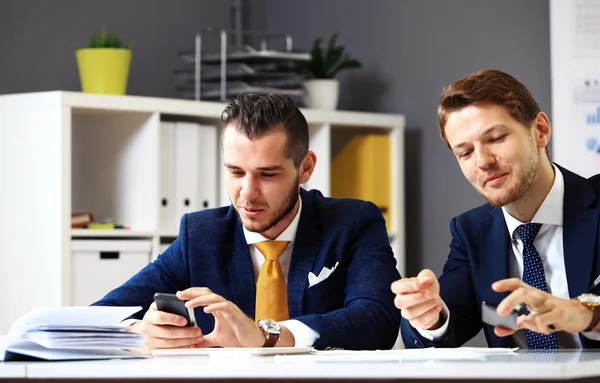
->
[151,346,314,357]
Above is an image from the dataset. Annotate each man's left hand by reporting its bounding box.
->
[177,288,264,348]
[492,278,592,336]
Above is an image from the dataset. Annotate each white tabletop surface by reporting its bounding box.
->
[12,350,600,381]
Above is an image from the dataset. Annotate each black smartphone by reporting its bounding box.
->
[481,301,520,330]
[153,292,197,327]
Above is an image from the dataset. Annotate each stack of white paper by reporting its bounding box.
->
[2,306,148,361]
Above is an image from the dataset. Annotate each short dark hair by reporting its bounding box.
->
[437,69,542,150]
[221,93,309,168]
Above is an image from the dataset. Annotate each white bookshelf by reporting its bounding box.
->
[0,91,405,334]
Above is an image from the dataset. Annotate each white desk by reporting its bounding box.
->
[1,350,600,382]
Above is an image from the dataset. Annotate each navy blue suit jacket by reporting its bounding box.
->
[94,189,401,350]
[402,165,600,349]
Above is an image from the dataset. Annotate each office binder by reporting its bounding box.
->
[159,121,177,231]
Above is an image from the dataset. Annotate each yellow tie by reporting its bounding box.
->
[255,241,290,321]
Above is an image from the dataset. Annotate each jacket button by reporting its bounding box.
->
[414,340,422,348]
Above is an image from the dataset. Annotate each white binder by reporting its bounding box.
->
[159,121,176,231]
[173,122,217,224]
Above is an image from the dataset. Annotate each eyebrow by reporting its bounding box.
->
[224,163,283,171]
[451,124,507,151]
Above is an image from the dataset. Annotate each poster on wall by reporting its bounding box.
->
[571,77,600,177]
[572,0,600,58]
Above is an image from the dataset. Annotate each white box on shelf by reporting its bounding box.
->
[71,239,152,306]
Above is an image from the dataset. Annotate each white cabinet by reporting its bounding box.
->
[71,240,152,306]
[0,91,404,335]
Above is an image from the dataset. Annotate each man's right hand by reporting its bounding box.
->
[391,269,443,330]
[129,302,205,349]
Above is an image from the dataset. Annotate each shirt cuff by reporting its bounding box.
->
[582,331,600,340]
[279,319,320,347]
[415,299,450,341]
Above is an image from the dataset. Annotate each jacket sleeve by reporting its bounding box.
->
[294,201,401,350]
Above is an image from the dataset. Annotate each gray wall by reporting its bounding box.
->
[0,0,242,98]
[0,0,551,346]
[263,0,551,345]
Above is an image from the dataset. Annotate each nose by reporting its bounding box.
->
[239,174,260,200]
[475,145,495,169]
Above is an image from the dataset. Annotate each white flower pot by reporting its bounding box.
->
[303,79,340,110]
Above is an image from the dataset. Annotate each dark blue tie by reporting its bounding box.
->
[516,223,558,350]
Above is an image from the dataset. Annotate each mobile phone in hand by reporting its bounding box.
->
[481,301,520,330]
[153,292,197,327]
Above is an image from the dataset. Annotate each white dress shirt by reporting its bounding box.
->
[242,196,320,347]
[419,164,598,347]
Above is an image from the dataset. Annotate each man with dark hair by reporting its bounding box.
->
[392,69,600,349]
[95,93,401,351]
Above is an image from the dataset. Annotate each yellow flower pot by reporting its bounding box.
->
[76,48,131,95]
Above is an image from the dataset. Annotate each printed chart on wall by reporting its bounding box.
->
[571,0,600,58]
[572,78,600,177]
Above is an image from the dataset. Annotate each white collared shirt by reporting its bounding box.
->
[419,164,597,347]
[242,196,320,347]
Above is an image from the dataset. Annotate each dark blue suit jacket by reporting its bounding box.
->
[94,189,401,350]
[402,165,600,349]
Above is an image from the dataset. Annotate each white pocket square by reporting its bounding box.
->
[308,262,339,287]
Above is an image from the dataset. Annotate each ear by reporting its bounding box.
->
[299,151,317,184]
[533,112,551,150]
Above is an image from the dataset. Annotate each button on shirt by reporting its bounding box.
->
[243,196,320,347]
[419,164,599,347]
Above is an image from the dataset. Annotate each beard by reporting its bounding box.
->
[238,177,300,233]
[482,139,539,207]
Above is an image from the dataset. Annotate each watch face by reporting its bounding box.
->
[258,319,281,334]
[580,294,600,306]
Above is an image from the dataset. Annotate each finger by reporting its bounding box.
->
[416,269,436,287]
[391,278,422,294]
[186,293,228,308]
[195,333,220,348]
[394,291,437,310]
[147,323,204,339]
[148,310,190,326]
[497,287,548,315]
[177,287,213,300]
[492,278,524,293]
[494,326,516,337]
[410,303,443,330]
[530,309,562,334]
[401,297,441,321]
[147,336,205,350]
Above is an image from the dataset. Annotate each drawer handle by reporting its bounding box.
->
[100,251,120,260]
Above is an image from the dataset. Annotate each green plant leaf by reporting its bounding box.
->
[89,34,97,48]
[327,56,362,78]
[309,37,325,78]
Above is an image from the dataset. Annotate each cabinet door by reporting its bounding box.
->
[71,240,152,306]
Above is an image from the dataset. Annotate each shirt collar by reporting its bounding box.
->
[243,194,302,244]
[502,163,564,240]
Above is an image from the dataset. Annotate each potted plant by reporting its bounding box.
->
[76,27,133,95]
[295,33,362,110]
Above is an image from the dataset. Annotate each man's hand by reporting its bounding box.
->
[492,278,593,336]
[128,302,204,350]
[177,288,270,348]
[391,269,443,330]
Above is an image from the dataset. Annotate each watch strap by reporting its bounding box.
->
[584,306,600,332]
[262,332,280,347]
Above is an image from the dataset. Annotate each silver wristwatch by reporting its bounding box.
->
[257,318,280,347]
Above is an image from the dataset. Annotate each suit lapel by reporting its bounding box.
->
[559,165,600,298]
[479,208,511,303]
[287,189,321,318]
[480,208,512,348]
[227,212,256,319]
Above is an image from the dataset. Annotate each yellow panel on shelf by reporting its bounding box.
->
[331,134,390,229]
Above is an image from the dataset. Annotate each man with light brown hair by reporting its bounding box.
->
[392,69,600,349]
